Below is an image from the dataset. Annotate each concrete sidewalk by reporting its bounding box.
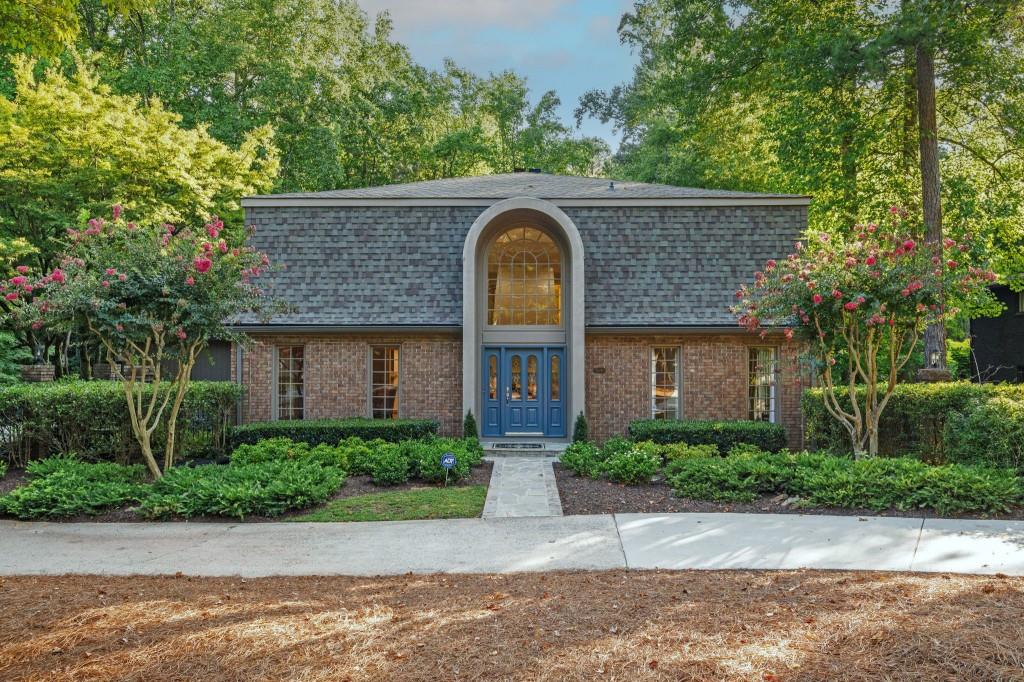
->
[1,513,1023,577]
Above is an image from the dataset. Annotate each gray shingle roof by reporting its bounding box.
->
[246,172,806,201]
[241,202,808,328]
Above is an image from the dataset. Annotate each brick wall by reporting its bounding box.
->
[239,333,463,436]
[585,333,808,448]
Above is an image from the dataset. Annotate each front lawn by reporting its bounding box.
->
[1,571,1021,680]
[289,485,487,522]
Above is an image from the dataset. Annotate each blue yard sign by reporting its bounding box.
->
[441,452,457,469]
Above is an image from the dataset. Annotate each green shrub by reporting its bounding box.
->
[944,397,1024,470]
[657,442,719,460]
[604,444,661,484]
[463,410,478,439]
[803,382,1024,459]
[229,438,348,470]
[403,438,473,482]
[665,449,1023,515]
[141,460,344,519]
[0,457,148,519]
[601,435,634,459]
[0,380,241,465]
[572,412,588,443]
[342,437,380,475]
[629,419,787,452]
[560,441,603,478]
[371,446,409,486]
[229,418,438,448]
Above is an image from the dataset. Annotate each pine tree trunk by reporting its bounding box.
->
[916,42,947,370]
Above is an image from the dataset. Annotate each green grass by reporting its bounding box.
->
[289,485,487,522]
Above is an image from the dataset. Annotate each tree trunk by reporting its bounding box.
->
[916,42,947,370]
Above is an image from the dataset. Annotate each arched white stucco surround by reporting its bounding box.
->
[462,196,585,437]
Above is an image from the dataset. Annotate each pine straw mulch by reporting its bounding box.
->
[1,570,1022,681]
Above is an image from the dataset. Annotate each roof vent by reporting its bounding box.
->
[528,167,542,173]
[608,181,615,191]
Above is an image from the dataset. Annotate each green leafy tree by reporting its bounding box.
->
[733,210,996,457]
[73,0,606,190]
[0,55,277,362]
[4,209,276,477]
[580,0,1024,297]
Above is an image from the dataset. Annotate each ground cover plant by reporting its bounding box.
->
[1,571,1021,681]
[290,486,487,522]
[0,457,147,519]
[140,460,345,519]
[665,446,1023,515]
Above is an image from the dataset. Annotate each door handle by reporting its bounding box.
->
[505,386,510,403]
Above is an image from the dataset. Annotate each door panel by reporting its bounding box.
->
[485,345,566,437]
[481,349,502,437]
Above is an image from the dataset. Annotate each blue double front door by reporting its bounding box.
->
[481,346,565,437]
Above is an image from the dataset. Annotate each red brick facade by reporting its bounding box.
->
[585,333,808,447]
[237,331,808,448]
[236,333,463,435]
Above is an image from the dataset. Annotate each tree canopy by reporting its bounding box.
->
[579,0,1024,287]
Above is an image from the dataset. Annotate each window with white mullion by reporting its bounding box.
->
[275,346,304,421]
[651,347,680,420]
[749,347,778,423]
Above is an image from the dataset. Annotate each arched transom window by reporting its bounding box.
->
[487,226,562,326]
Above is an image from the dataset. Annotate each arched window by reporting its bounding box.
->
[487,226,562,325]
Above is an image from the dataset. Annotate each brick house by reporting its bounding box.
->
[231,172,812,447]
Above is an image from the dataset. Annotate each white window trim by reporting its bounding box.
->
[368,344,402,420]
[272,345,305,421]
[650,346,682,420]
[749,346,778,423]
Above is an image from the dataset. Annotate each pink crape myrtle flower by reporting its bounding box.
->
[194,257,212,273]
[15,265,29,275]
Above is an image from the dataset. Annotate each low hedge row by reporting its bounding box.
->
[628,419,787,452]
[0,380,241,464]
[229,418,438,448]
[561,437,717,484]
[664,447,1022,516]
[803,382,1024,462]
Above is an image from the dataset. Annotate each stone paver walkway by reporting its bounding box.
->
[482,456,562,518]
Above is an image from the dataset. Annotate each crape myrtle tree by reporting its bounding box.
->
[2,208,275,478]
[733,209,996,458]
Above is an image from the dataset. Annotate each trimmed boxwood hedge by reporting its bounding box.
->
[229,417,438,448]
[628,419,787,452]
[0,380,241,465]
[802,382,1024,460]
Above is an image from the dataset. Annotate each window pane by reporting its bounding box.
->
[550,355,560,401]
[487,226,561,326]
[510,355,521,400]
[276,345,304,421]
[651,347,679,420]
[749,347,777,422]
[527,355,538,400]
[371,345,400,420]
[488,355,498,400]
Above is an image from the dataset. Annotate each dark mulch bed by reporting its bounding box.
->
[554,463,1024,520]
[0,461,492,523]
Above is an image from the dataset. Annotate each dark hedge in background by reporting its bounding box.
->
[628,419,787,452]
[229,418,439,449]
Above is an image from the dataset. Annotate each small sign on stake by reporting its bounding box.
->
[441,451,457,486]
